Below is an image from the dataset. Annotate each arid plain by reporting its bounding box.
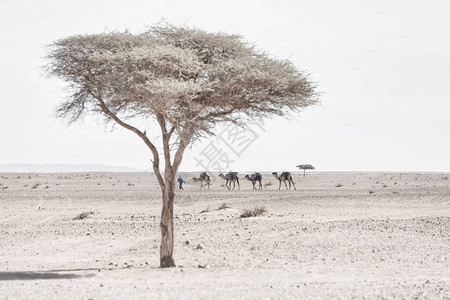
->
[1,172,449,299]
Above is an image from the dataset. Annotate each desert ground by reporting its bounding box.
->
[0,171,449,299]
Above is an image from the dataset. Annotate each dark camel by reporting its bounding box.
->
[272,172,296,190]
[193,172,211,190]
[219,172,240,190]
[244,173,263,190]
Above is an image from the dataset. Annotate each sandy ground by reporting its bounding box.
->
[0,172,449,299]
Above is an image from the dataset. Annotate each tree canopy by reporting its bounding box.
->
[46,25,318,140]
[297,164,315,170]
[297,164,315,176]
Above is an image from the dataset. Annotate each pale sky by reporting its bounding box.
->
[0,0,449,172]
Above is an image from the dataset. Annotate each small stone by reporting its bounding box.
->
[196,244,204,250]
[198,264,210,269]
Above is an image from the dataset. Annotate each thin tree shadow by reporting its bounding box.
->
[0,265,158,281]
[0,271,95,281]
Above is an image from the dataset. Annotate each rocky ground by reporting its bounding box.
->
[0,172,449,299]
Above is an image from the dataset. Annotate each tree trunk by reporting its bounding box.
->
[156,116,192,268]
[303,169,306,177]
[160,176,176,268]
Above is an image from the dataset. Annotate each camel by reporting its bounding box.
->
[244,173,263,190]
[272,172,296,190]
[193,172,211,190]
[219,172,240,190]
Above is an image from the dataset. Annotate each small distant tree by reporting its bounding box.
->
[45,24,319,267]
[297,164,315,176]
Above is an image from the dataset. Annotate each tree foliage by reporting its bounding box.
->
[297,164,315,170]
[297,164,315,176]
[45,23,319,267]
[46,25,318,139]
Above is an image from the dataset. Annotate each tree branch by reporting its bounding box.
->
[156,114,173,179]
[94,94,165,190]
[171,123,194,174]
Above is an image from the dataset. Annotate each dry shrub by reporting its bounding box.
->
[74,211,94,220]
[199,207,210,214]
[218,203,230,210]
[241,206,267,218]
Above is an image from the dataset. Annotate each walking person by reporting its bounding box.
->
[177,176,185,190]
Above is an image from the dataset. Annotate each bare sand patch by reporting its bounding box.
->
[0,172,449,299]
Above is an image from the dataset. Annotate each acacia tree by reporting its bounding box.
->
[297,164,315,176]
[45,24,318,267]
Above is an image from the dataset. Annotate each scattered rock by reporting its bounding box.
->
[196,244,204,250]
[198,264,210,269]
[74,211,94,220]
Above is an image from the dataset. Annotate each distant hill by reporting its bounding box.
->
[0,163,146,173]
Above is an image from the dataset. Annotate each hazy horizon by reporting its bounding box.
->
[1,0,449,172]
[0,163,448,174]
